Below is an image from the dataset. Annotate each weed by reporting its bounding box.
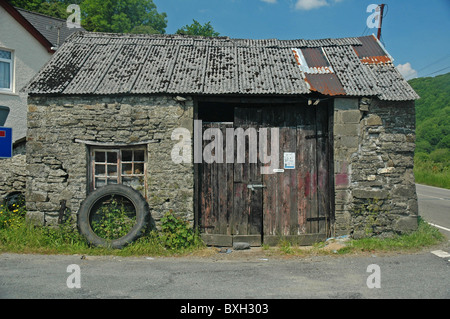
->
[159,210,203,250]
[90,196,136,241]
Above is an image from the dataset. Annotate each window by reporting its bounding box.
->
[0,49,13,92]
[90,148,146,193]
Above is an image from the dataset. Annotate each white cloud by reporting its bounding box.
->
[396,63,418,80]
[295,0,329,10]
[294,0,344,10]
[261,0,277,3]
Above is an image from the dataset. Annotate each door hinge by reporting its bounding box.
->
[305,133,328,140]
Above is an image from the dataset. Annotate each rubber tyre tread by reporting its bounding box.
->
[77,184,150,249]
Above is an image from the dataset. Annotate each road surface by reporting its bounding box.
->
[0,251,449,300]
[416,184,450,237]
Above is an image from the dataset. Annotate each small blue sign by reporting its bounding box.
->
[0,127,12,158]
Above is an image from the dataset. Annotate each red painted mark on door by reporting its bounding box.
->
[0,130,6,137]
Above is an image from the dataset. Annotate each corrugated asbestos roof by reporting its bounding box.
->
[24,32,419,100]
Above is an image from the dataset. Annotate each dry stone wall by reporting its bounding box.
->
[26,95,194,226]
[0,145,26,202]
[333,97,418,238]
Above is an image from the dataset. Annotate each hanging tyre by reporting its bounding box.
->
[77,184,150,249]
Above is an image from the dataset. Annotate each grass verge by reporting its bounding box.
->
[414,159,450,189]
[266,217,446,257]
[0,201,445,257]
[0,204,204,257]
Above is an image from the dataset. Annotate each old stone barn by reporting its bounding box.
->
[23,31,419,246]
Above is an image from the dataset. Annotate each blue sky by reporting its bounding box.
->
[154,0,450,80]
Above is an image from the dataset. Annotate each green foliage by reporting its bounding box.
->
[343,217,445,252]
[414,158,450,189]
[9,0,168,34]
[91,196,136,240]
[409,73,450,188]
[176,19,220,37]
[0,201,204,255]
[81,0,167,33]
[0,197,26,230]
[409,73,450,155]
[42,214,87,247]
[8,0,70,19]
[130,25,160,35]
[159,211,201,250]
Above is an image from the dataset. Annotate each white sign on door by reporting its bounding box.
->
[284,152,295,169]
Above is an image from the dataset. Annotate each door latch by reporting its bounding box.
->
[247,184,266,191]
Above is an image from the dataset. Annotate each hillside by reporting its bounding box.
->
[408,72,450,188]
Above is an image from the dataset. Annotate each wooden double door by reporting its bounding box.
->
[198,103,333,246]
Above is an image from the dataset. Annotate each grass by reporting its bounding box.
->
[338,217,445,254]
[0,203,204,257]
[268,217,446,257]
[0,222,206,257]
[414,158,450,189]
[0,201,446,257]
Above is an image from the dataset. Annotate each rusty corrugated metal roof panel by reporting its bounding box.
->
[301,47,330,68]
[291,47,344,95]
[353,35,392,64]
[304,74,346,96]
[292,48,334,74]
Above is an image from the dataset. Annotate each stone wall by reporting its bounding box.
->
[333,97,418,238]
[26,95,194,226]
[0,140,27,203]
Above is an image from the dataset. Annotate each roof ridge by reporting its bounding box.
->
[71,31,363,48]
[15,7,67,22]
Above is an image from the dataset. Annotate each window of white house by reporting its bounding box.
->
[90,148,147,195]
[0,49,13,92]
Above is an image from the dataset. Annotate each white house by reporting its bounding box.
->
[0,0,83,144]
[0,0,83,201]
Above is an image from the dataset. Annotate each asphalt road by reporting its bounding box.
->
[0,248,449,300]
[416,184,450,237]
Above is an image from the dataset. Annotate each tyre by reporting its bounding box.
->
[77,184,150,249]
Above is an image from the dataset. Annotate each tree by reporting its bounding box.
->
[81,0,167,34]
[176,19,220,37]
[8,0,69,19]
[9,0,168,34]
[130,25,160,35]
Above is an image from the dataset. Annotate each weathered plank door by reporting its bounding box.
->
[261,104,330,245]
[232,107,263,245]
[199,104,331,246]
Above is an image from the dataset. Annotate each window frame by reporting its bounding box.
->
[89,147,147,196]
[0,49,14,93]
